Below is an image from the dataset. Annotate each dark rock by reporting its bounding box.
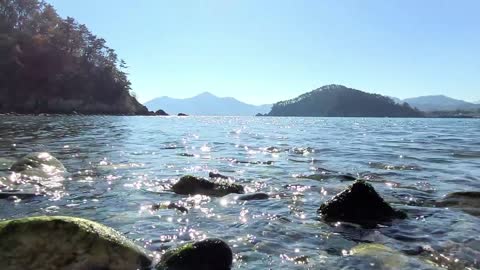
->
[154,109,169,116]
[0,216,152,270]
[318,180,406,225]
[0,192,40,200]
[178,153,194,157]
[297,173,356,182]
[238,193,269,201]
[151,202,188,213]
[435,191,480,217]
[177,113,188,116]
[209,172,229,179]
[172,175,244,197]
[156,238,233,270]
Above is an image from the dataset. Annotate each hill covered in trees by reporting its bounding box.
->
[0,0,148,114]
[266,85,423,117]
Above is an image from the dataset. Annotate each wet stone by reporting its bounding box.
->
[435,191,480,217]
[0,216,152,270]
[156,238,233,270]
[238,193,270,201]
[172,175,244,197]
[209,171,229,179]
[318,180,407,225]
[9,152,66,179]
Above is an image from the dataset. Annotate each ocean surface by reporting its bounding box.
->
[0,116,479,269]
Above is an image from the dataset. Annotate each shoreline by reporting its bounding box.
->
[0,113,478,118]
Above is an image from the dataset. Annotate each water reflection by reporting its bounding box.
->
[0,116,479,269]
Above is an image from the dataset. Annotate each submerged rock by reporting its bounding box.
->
[435,191,480,217]
[209,171,229,179]
[0,216,152,270]
[157,238,233,270]
[238,193,269,201]
[0,191,39,200]
[151,202,189,213]
[349,243,408,269]
[297,173,356,182]
[318,180,406,225]
[177,113,188,116]
[9,152,66,179]
[172,175,244,197]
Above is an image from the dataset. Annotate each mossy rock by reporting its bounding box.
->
[318,180,406,225]
[172,175,244,197]
[9,152,66,178]
[0,216,152,270]
[157,238,233,270]
[349,243,408,269]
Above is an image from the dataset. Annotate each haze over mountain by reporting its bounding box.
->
[144,92,271,116]
[402,95,480,112]
[266,85,422,117]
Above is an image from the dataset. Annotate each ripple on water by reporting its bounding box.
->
[0,116,479,269]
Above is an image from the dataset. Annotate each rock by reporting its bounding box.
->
[349,243,408,269]
[238,193,269,201]
[9,152,66,179]
[318,180,406,225]
[0,192,39,200]
[297,173,356,182]
[151,202,189,213]
[177,113,188,116]
[172,175,244,197]
[209,172,229,179]
[154,109,169,116]
[0,216,152,270]
[157,238,233,270]
[435,191,480,217]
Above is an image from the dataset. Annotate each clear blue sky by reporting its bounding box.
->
[47,0,480,105]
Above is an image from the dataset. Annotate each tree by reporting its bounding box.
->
[0,0,146,114]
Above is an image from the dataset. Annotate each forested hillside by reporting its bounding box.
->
[0,0,148,114]
[267,85,423,117]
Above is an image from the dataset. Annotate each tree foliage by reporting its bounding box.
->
[267,85,424,117]
[0,0,146,114]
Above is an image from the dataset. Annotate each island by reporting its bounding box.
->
[265,85,423,117]
[0,0,149,115]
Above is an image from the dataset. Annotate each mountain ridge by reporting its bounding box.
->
[144,92,271,116]
[402,95,480,112]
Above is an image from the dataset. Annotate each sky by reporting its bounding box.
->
[47,0,480,105]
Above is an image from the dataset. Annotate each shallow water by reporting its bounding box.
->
[0,116,479,269]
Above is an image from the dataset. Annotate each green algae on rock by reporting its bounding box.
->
[318,180,406,225]
[0,216,152,270]
[172,175,244,197]
[157,238,233,270]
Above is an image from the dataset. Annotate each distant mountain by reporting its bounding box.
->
[403,95,480,112]
[144,92,271,116]
[266,85,422,117]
